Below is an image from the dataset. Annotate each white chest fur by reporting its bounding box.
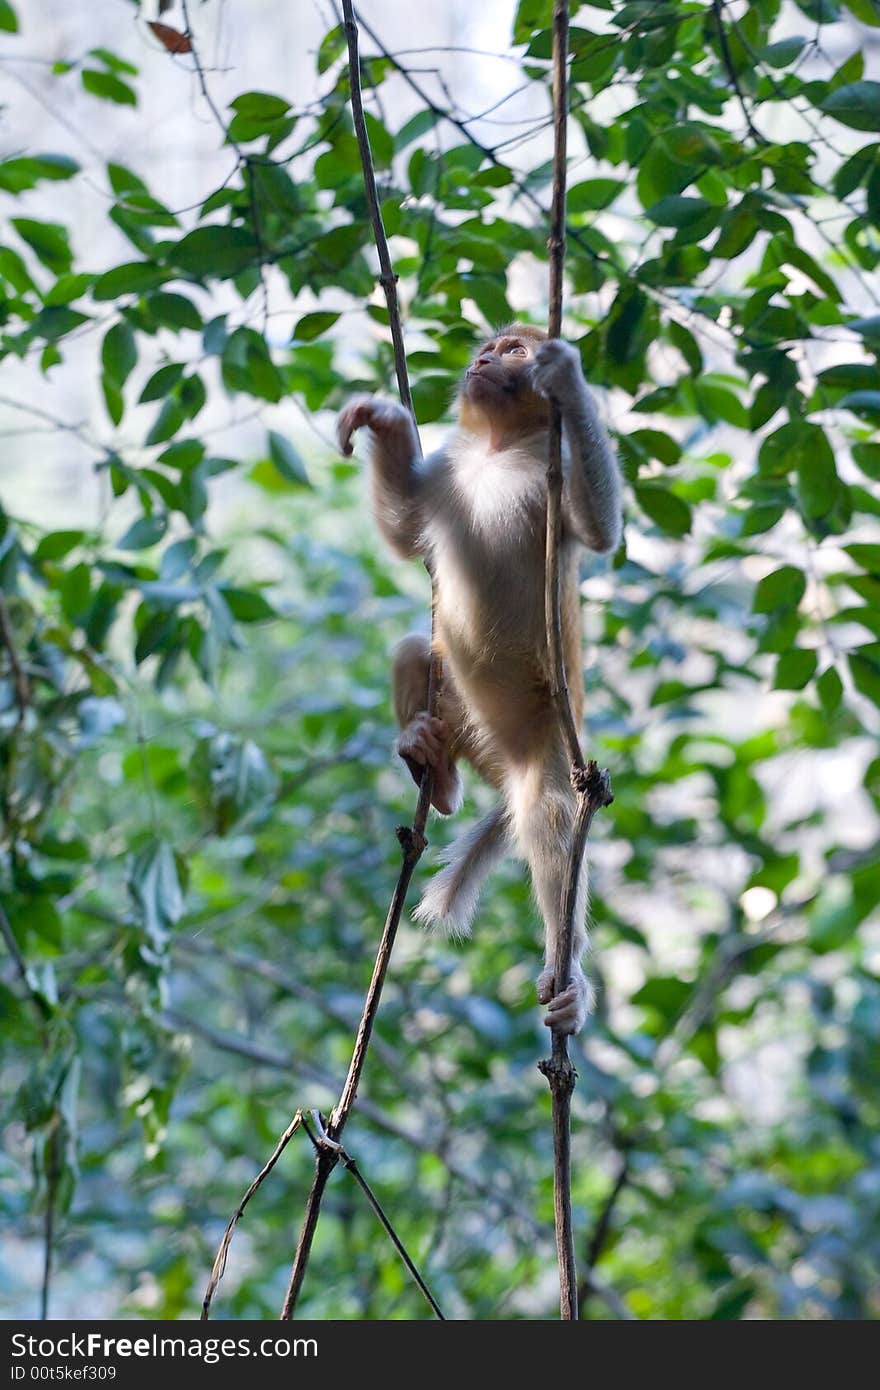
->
[423,434,551,658]
[449,435,547,533]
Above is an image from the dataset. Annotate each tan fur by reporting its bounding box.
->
[338,327,622,1033]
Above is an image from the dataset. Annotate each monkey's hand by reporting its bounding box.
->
[531,338,583,404]
[397,712,461,816]
[337,395,413,458]
[537,962,594,1035]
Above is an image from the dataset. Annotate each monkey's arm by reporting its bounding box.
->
[532,340,623,554]
[338,396,424,558]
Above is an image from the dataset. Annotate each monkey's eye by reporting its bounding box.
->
[504,345,528,357]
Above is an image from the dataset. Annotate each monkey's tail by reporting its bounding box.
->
[413,803,510,939]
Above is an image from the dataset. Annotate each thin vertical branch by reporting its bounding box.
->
[538,1,614,1322]
[343,2,416,420]
[279,0,438,1320]
[202,1112,303,1318]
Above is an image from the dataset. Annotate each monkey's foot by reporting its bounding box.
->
[538,964,595,1035]
[397,712,461,815]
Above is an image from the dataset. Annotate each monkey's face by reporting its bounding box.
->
[459,326,550,439]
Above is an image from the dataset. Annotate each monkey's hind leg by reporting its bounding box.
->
[392,634,462,816]
[508,754,594,1035]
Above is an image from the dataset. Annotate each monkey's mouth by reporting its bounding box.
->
[464,365,518,396]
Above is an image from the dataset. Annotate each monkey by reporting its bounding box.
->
[337,325,622,1034]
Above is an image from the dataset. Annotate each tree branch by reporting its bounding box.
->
[537,1,614,1322]
[712,0,766,146]
[201,1111,303,1319]
[302,1111,445,1319]
[278,0,440,1320]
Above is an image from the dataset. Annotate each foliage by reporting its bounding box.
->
[1,0,879,1320]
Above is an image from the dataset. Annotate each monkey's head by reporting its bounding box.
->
[459,323,549,442]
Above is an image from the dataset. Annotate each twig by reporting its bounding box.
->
[343,4,416,416]
[201,1111,303,1319]
[303,1112,445,1319]
[179,0,270,328]
[279,0,438,1320]
[536,2,614,1323]
[176,1010,633,1319]
[353,7,607,275]
[712,0,766,146]
[577,1152,630,1315]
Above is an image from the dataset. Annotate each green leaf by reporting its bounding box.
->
[139,363,184,403]
[146,292,201,330]
[102,374,123,427]
[629,429,681,467]
[0,2,18,32]
[567,178,625,212]
[795,427,838,518]
[761,36,807,66]
[170,226,258,278]
[116,515,167,550]
[0,154,79,194]
[81,68,137,106]
[89,47,138,77]
[817,666,844,715]
[774,649,818,690]
[634,484,692,536]
[753,566,806,613]
[647,195,720,238]
[821,80,880,131]
[410,374,451,424]
[101,321,136,387]
[33,531,84,562]
[794,0,840,22]
[268,431,310,487]
[146,397,185,446]
[30,307,88,341]
[228,91,290,121]
[43,273,91,306]
[220,587,277,622]
[92,262,169,300]
[294,311,339,342]
[394,109,441,151]
[317,23,345,74]
[852,442,880,480]
[127,840,183,946]
[850,651,880,706]
[159,440,204,472]
[846,543,880,573]
[191,732,276,833]
[12,218,72,275]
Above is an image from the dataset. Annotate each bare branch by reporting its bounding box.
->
[303,1112,446,1319]
[179,0,270,328]
[712,0,766,146]
[201,1112,303,1320]
[278,0,441,1320]
[537,2,614,1322]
